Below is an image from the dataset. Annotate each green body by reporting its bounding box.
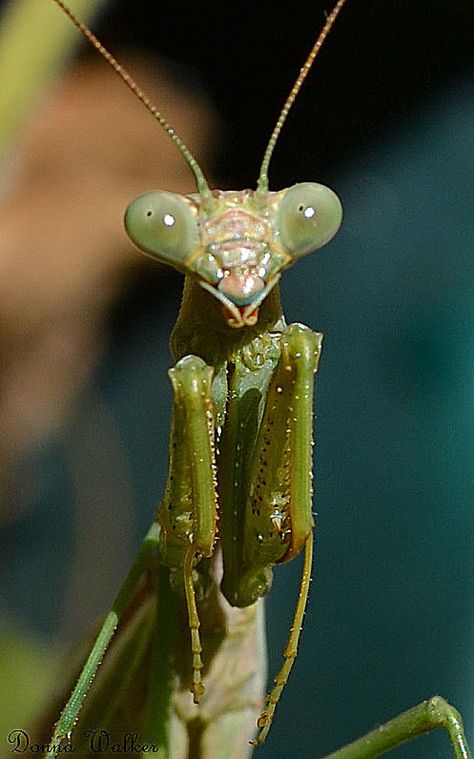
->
[45,1,472,756]
[160,276,320,609]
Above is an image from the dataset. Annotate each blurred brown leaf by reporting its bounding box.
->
[0,52,219,515]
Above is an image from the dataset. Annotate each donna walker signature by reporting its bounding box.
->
[7,729,158,753]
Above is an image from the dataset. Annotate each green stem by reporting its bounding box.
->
[0,0,106,154]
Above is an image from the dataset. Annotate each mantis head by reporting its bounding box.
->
[125,183,342,328]
[51,0,347,328]
[124,0,346,328]
[123,0,347,327]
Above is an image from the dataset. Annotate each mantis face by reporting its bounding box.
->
[125,183,342,327]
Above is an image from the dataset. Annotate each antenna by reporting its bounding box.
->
[257,0,348,194]
[51,0,212,203]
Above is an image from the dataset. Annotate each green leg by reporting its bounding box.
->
[49,354,219,753]
[245,322,322,744]
[49,522,161,753]
[217,322,322,744]
[158,354,218,704]
[252,533,314,746]
[323,696,472,759]
[220,322,322,607]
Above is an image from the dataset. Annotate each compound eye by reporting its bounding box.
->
[277,182,342,259]
[124,190,198,268]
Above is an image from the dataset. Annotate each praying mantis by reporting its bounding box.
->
[37,0,473,757]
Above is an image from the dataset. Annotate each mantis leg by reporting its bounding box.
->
[157,354,218,704]
[47,355,217,750]
[48,522,161,750]
[218,322,322,744]
[246,322,322,745]
[252,534,313,746]
[323,696,472,759]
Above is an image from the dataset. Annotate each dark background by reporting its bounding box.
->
[2,1,474,757]
[98,0,474,188]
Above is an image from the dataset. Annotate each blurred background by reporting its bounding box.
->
[0,0,473,756]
